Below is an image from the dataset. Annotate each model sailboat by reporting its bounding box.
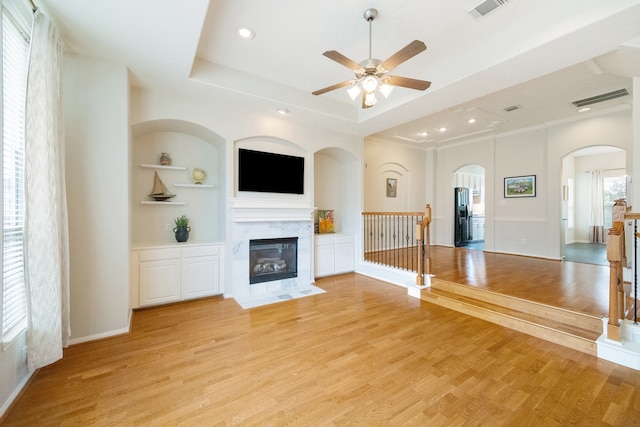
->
[148,171,176,201]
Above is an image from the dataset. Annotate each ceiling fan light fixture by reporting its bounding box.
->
[362,75,378,92]
[347,85,362,100]
[379,83,394,98]
[364,92,377,107]
[313,8,431,109]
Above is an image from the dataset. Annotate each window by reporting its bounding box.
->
[2,2,30,340]
[603,171,626,228]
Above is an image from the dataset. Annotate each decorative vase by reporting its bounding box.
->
[191,168,206,185]
[173,226,190,242]
[160,152,172,166]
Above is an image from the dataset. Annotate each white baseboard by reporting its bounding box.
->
[0,370,33,420]
[68,311,132,345]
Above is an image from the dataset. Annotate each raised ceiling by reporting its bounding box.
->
[39,0,640,145]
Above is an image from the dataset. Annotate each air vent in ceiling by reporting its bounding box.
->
[467,0,510,18]
[571,88,630,108]
[504,105,520,112]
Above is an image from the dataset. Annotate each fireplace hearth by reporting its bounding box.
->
[249,237,298,284]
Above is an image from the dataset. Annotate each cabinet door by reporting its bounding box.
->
[315,244,335,277]
[335,242,355,274]
[139,259,181,306]
[183,255,220,300]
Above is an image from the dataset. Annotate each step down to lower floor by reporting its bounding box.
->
[420,278,602,356]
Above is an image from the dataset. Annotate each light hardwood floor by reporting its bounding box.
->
[2,250,640,426]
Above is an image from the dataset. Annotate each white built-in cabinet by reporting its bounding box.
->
[472,216,485,241]
[455,172,484,196]
[314,234,355,278]
[131,243,224,308]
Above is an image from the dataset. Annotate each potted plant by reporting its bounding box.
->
[173,214,191,242]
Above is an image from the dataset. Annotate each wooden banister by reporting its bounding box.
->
[606,221,624,341]
[415,204,432,286]
[606,198,632,341]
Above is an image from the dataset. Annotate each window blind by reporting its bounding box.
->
[2,5,29,338]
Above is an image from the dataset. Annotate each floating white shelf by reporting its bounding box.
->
[174,183,215,188]
[140,201,186,205]
[140,164,186,171]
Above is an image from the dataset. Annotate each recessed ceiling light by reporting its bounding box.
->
[236,27,255,40]
[418,131,428,137]
[439,127,447,132]
[468,118,476,124]
[578,107,591,113]
[277,108,290,115]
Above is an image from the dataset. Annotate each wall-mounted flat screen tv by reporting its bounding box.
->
[238,148,305,194]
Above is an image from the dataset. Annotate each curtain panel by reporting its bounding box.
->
[588,170,605,244]
[24,10,70,371]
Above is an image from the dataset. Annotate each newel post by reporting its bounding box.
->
[415,204,432,286]
[606,222,624,341]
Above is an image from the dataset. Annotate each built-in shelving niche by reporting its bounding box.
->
[131,120,226,245]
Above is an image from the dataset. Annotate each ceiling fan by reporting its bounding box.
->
[312,8,431,109]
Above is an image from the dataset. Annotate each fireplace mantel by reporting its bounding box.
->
[231,197,315,223]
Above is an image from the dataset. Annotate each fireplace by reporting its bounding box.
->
[249,237,298,284]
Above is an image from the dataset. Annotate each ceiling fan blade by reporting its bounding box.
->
[386,75,431,91]
[323,50,363,71]
[312,80,353,96]
[380,40,427,71]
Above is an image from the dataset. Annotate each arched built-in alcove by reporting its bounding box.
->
[131,119,226,244]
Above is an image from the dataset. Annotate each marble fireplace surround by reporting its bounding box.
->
[230,198,316,304]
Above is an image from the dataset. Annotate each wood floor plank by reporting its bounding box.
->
[3,265,640,425]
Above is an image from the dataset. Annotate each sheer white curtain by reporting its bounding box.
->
[589,170,605,243]
[24,9,69,370]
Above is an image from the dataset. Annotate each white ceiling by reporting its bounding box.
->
[38,0,640,146]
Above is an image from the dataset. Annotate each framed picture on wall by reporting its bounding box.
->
[386,178,397,198]
[504,175,536,198]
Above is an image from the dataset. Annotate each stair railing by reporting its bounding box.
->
[362,205,430,276]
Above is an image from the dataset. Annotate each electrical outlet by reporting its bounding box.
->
[521,238,526,245]
[165,224,172,231]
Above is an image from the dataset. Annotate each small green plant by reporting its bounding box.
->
[174,214,189,228]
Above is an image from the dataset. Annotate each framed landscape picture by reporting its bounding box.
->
[504,175,536,198]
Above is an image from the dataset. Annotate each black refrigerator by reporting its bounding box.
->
[454,187,472,247]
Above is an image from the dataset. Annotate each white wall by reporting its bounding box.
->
[364,137,428,212]
[63,55,131,342]
[434,138,496,249]
[0,332,28,418]
[493,129,548,256]
[561,155,576,244]
[364,108,633,260]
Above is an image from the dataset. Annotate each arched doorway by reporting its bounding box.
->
[454,164,485,250]
[561,146,626,264]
